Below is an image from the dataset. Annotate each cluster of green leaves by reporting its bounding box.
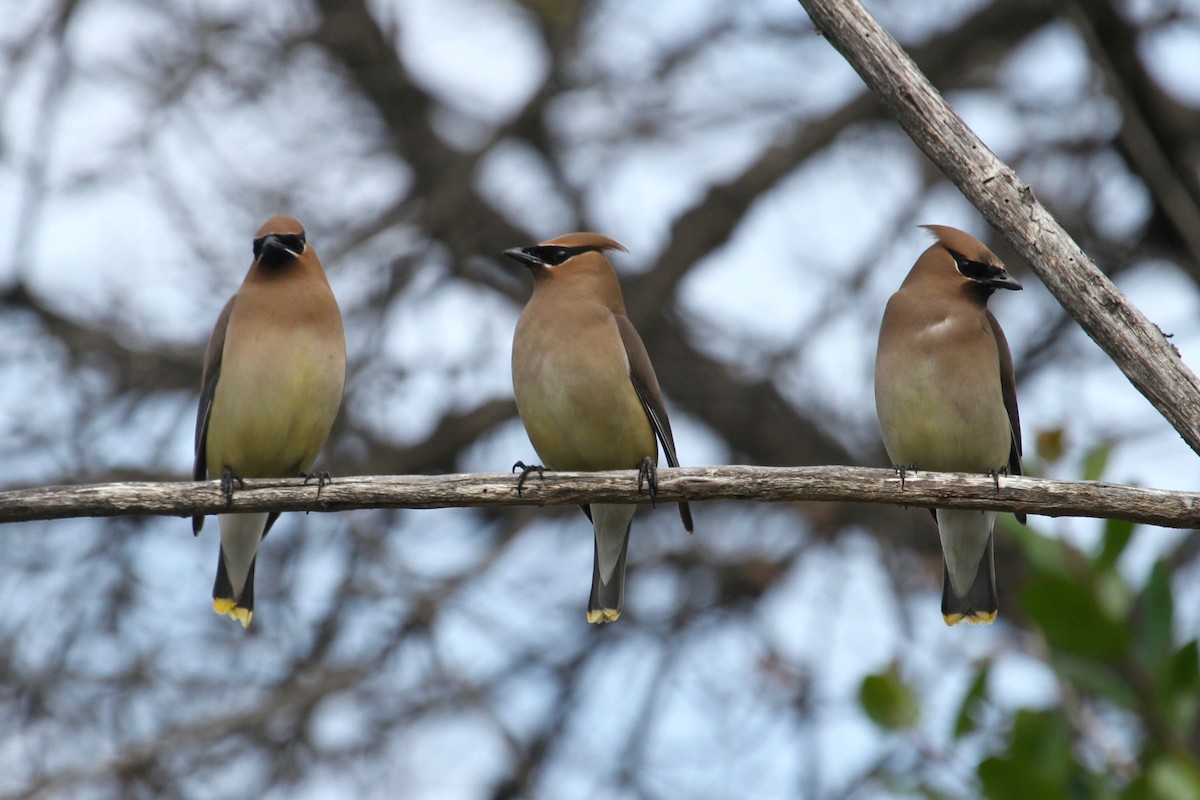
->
[858,445,1200,799]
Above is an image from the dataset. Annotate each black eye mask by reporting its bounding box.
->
[253,231,306,262]
[521,245,597,266]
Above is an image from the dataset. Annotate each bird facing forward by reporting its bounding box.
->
[506,233,694,623]
[874,225,1025,625]
[193,215,346,627]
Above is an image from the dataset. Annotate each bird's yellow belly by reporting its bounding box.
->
[877,360,1010,473]
[206,343,343,479]
[515,356,656,472]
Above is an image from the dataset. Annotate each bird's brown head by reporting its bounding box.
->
[502,232,628,276]
[915,224,1022,298]
[252,215,308,270]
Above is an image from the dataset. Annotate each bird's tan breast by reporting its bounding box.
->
[512,298,655,471]
[206,281,345,478]
[875,299,1011,472]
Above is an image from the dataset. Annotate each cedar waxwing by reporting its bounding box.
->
[192,215,346,628]
[874,225,1024,626]
[506,233,694,623]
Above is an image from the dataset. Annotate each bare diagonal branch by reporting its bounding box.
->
[798,0,1200,457]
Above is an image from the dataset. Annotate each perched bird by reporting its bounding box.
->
[506,233,694,623]
[193,215,346,627]
[874,225,1024,626]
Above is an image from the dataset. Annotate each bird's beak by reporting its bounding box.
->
[503,247,541,269]
[989,271,1023,291]
[260,234,300,260]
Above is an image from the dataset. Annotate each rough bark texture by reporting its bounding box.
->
[2,468,1196,528]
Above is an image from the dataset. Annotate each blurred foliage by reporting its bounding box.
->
[861,664,920,731]
[860,450,1200,799]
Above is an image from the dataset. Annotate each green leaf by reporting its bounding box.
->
[1136,561,1175,675]
[979,710,1072,800]
[859,668,919,730]
[1007,524,1070,576]
[954,663,991,738]
[1053,655,1138,708]
[1096,517,1135,571]
[1164,693,1200,741]
[1164,641,1200,735]
[1022,574,1131,661]
[1146,755,1200,800]
[979,756,1057,800]
[1121,775,1150,800]
[1170,641,1199,694]
[1093,569,1133,621]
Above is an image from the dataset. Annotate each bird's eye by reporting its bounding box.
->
[525,246,569,266]
[252,237,265,261]
[277,233,305,254]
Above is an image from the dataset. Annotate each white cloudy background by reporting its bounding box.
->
[1,0,1198,798]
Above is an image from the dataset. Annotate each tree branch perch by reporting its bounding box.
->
[0,467,1196,529]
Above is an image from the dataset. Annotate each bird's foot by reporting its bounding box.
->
[302,470,333,498]
[219,467,245,506]
[892,463,916,491]
[512,460,544,495]
[986,467,1006,492]
[637,456,658,507]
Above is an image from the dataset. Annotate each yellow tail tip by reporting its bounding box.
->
[213,597,236,615]
[587,608,621,624]
[943,610,997,627]
[213,598,253,628]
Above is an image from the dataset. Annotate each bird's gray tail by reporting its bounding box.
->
[211,511,271,628]
[587,504,634,624]
[213,548,255,628]
[941,532,997,626]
